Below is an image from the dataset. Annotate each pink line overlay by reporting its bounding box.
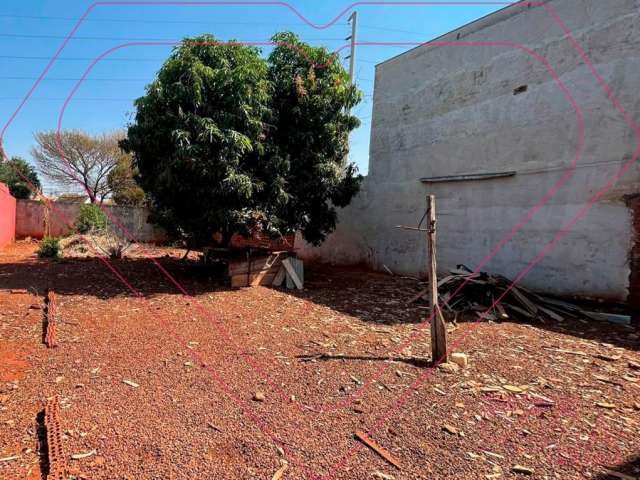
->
[0,2,637,478]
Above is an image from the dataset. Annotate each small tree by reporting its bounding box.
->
[0,156,41,199]
[32,130,125,205]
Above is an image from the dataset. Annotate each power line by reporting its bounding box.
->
[0,76,149,82]
[0,13,424,35]
[0,97,136,101]
[0,53,374,65]
[0,13,348,27]
[0,74,373,83]
[359,24,427,35]
[0,32,345,42]
[0,54,169,62]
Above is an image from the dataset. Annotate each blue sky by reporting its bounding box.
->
[0,0,504,194]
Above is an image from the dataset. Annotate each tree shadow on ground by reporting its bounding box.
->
[0,248,637,352]
[287,263,640,352]
[35,410,49,479]
[0,252,229,300]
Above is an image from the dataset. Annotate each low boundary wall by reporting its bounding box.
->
[15,199,167,243]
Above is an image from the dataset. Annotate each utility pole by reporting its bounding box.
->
[426,195,448,364]
[346,11,358,84]
[394,196,448,364]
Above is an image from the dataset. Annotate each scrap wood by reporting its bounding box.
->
[282,258,303,290]
[509,287,538,315]
[71,449,96,460]
[543,348,587,356]
[428,266,602,323]
[271,464,288,480]
[231,271,277,288]
[537,305,564,322]
[354,430,401,469]
[228,252,284,276]
[273,266,286,287]
[0,455,20,462]
[494,303,509,319]
[228,252,286,287]
[407,288,428,304]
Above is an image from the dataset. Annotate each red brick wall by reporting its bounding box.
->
[0,182,16,248]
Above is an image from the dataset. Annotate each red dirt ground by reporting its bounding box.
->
[0,240,638,479]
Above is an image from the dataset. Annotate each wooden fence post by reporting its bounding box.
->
[427,195,448,363]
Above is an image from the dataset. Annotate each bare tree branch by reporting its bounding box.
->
[32,130,129,205]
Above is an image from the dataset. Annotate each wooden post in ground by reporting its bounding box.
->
[426,195,448,363]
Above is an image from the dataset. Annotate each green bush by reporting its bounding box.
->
[37,237,60,258]
[75,204,107,234]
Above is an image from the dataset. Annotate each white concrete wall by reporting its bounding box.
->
[300,0,640,301]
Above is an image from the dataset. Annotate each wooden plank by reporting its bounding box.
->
[228,253,283,276]
[273,266,286,287]
[231,272,276,288]
[282,258,303,290]
[509,286,538,315]
[494,302,509,320]
[537,305,564,322]
[407,288,428,304]
[286,257,304,289]
[427,195,448,363]
[354,430,401,469]
[250,268,271,287]
[503,303,535,318]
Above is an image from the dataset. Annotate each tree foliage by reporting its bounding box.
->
[267,32,362,244]
[108,154,146,207]
[122,33,362,247]
[0,156,41,199]
[32,130,126,205]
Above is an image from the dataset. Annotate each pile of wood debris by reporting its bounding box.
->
[415,265,625,324]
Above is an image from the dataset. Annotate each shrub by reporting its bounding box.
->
[75,204,107,234]
[37,237,60,258]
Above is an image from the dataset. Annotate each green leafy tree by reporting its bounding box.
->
[122,34,273,246]
[0,156,41,199]
[267,32,362,244]
[122,33,362,248]
[107,154,146,207]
